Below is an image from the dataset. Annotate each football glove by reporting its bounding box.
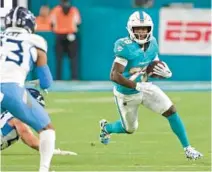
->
[153,62,172,78]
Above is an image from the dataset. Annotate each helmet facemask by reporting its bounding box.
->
[132,26,152,43]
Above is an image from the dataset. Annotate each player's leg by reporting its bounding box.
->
[36,119,55,172]
[23,94,56,172]
[162,105,203,159]
[100,94,141,144]
[1,83,55,171]
[141,83,203,159]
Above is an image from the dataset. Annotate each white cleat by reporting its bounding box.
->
[99,119,110,145]
[53,148,78,156]
[184,146,203,160]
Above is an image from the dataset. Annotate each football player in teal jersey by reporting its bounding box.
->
[99,11,203,160]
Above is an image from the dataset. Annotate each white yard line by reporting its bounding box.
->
[46,108,66,114]
[54,97,114,103]
[53,96,182,104]
[1,164,211,168]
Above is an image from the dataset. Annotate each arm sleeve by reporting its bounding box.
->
[36,65,53,89]
[114,56,128,66]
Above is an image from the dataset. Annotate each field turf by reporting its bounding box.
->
[1,91,211,171]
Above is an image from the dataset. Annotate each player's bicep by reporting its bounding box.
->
[13,119,31,135]
[110,57,127,80]
[112,57,127,73]
[114,56,128,67]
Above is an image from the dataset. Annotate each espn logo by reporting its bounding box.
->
[165,21,211,42]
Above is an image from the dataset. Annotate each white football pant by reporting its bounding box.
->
[113,83,173,133]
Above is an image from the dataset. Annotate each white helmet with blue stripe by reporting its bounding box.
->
[127,11,153,44]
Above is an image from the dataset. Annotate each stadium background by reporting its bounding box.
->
[30,0,211,82]
[31,0,211,92]
[25,0,212,93]
[1,0,211,83]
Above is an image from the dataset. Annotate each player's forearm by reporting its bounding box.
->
[21,136,39,151]
[36,65,53,89]
[20,131,40,151]
[111,72,136,89]
[28,142,39,151]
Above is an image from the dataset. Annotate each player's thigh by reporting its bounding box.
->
[26,93,51,132]
[114,95,141,130]
[1,84,51,132]
[141,84,173,114]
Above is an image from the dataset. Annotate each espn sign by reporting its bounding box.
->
[166,21,211,42]
[159,9,211,56]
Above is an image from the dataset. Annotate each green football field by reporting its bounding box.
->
[1,91,211,171]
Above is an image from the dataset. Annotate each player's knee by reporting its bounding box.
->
[125,123,138,134]
[125,128,136,134]
[38,123,55,133]
[162,105,176,117]
[44,123,55,130]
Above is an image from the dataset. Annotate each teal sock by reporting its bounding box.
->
[167,112,190,148]
[105,120,127,134]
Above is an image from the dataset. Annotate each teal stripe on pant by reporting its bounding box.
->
[104,96,127,134]
[114,96,126,129]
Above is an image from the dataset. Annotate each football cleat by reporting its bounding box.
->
[184,146,203,160]
[99,119,110,145]
[53,148,77,156]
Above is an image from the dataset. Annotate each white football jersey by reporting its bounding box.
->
[0,27,47,86]
[0,111,19,150]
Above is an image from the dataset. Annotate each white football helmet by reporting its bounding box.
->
[127,11,153,44]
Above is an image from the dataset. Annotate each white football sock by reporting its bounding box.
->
[39,129,55,172]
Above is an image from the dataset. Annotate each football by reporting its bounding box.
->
[146,60,165,79]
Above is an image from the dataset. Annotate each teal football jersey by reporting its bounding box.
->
[113,36,159,95]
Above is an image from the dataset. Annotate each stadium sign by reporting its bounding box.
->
[159,8,211,56]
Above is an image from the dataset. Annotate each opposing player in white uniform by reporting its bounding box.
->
[1,88,77,156]
[0,6,55,171]
[99,11,203,160]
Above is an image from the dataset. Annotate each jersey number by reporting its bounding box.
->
[5,39,23,66]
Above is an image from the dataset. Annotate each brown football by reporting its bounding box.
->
[146,61,165,79]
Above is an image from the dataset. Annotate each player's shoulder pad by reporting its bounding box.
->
[28,34,48,53]
[114,37,133,59]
